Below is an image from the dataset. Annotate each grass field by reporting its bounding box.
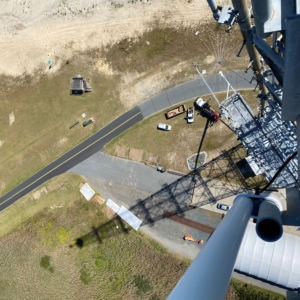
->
[105,89,260,173]
[0,173,284,300]
[0,60,124,197]
[230,279,285,300]
[0,173,191,299]
[0,20,248,198]
[0,174,284,300]
[0,173,85,238]
[104,21,248,78]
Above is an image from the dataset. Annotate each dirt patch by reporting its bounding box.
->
[204,55,215,64]
[47,182,56,192]
[115,145,129,158]
[57,137,69,147]
[32,186,48,200]
[32,190,41,200]
[145,152,158,164]
[9,112,15,126]
[0,140,4,147]
[0,0,211,77]
[50,204,63,209]
[105,22,247,109]
[95,59,114,76]
[91,195,105,205]
[119,66,172,109]
[128,148,143,162]
[166,152,177,166]
[40,186,48,195]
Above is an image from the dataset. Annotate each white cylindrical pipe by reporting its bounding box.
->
[256,199,283,242]
[251,0,273,38]
[168,196,253,300]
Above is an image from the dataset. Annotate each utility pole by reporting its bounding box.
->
[231,0,268,118]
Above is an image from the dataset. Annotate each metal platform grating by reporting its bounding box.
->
[220,93,298,188]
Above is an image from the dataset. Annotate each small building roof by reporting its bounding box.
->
[117,205,142,230]
[106,199,120,213]
[70,77,84,91]
[80,183,95,201]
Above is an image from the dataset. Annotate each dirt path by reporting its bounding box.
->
[0,0,211,76]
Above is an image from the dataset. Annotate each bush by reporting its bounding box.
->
[55,227,71,244]
[80,267,92,285]
[40,255,51,269]
[40,255,55,273]
[133,274,152,295]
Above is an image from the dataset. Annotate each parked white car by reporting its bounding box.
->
[216,203,231,211]
[157,123,172,131]
[187,107,194,123]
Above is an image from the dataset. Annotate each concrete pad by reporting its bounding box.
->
[106,198,120,213]
[80,183,95,201]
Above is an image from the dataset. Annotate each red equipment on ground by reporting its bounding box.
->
[183,234,204,245]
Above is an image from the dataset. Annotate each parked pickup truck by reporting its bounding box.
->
[195,97,220,122]
[166,104,186,119]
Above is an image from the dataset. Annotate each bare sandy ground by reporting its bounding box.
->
[0,0,211,77]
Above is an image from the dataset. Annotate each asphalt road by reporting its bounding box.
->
[0,71,254,211]
[0,106,143,211]
[138,71,254,118]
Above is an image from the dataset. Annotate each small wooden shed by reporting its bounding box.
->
[70,75,92,95]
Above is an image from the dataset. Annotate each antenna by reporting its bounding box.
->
[192,63,221,107]
[218,71,237,99]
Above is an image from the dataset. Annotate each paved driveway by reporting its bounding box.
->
[138,71,254,118]
[0,71,254,211]
[69,151,180,194]
[69,151,222,256]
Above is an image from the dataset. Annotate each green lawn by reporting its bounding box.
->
[0,21,250,197]
[0,173,85,238]
[0,173,284,300]
[0,60,125,196]
[105,89,260,173]
[0,173,190,300]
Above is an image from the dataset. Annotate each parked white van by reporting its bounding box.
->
[157,123,172,131]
